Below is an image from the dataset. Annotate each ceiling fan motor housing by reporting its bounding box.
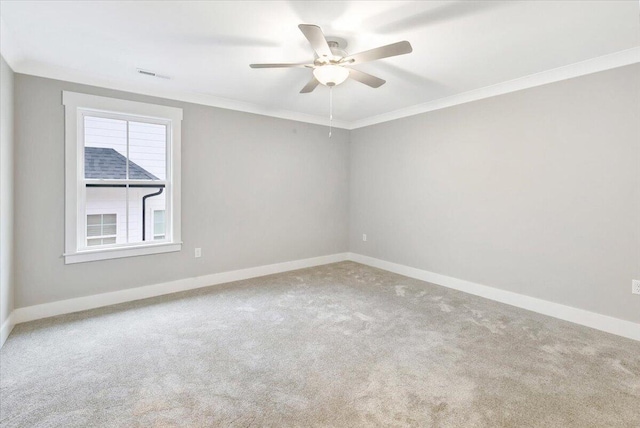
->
[327,39,348,59]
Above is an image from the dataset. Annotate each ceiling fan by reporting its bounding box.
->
[250,24,413,93]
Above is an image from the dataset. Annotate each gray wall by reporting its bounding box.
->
[1,56,15,330]
[11,64,640,325]
[350,64,640,324]
[14,75,350,307]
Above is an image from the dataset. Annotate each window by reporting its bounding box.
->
[87,214,117,246]
[64,92,182,264]
[153,210,165,240]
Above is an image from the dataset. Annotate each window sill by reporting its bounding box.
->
[64,242,182,264]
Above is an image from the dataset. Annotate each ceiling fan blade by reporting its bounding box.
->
[348,69,386,88]
[250,63,312,68]
[342,41,412,65]
[300,76,320,93]
[298,24,332,58]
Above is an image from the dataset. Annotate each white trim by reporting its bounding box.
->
[63,91,182,264]
[64,242,182,264]
[0,313,15,348]
[347,253,640,342]
[349,47,640,129]
[4,47,638,130]
[12,253,350,324]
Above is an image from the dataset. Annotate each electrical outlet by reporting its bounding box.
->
[195,248,202,258]
[633,280,640,295]
[362,234,367,242]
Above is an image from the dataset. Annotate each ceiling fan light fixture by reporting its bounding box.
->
[250,24,412,93]
[313,65,349,87]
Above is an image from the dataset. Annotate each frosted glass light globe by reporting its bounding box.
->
[313,65,349,87]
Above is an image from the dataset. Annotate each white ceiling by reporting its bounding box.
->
[1,1,638,128]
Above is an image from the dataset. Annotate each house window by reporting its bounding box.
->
[64,92,182,264]
[153,210,165,240]
[87,214,117,246]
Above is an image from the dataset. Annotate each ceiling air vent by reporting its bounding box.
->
[137,68,156,77]
[136,68,169,79]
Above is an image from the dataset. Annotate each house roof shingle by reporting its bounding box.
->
[85,147,158,180]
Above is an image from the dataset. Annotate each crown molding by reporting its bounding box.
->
[10,60,351,129]
[349,47,640,129]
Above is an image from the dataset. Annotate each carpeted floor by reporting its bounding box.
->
[1,261,639,427]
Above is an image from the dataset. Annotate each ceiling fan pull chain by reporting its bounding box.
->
[329,86,333,138]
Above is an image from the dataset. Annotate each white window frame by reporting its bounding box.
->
[64,91,182,264]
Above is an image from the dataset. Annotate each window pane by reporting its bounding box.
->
[102,224,117,235]
[154,210,165,236]
[102,237,116,245]
[87,214,102,226]
[84,116,128,179]
[154,210,165,224]
[128,121,166,181]
[87,225,102,237]
[87,238,103,247]
[103,214,117,224]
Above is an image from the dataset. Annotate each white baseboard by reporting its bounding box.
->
[1,313,15,348]
[347,253,640,342]
[12,252,350,326]
[7,252,638,345]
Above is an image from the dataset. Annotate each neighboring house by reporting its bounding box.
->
[85,147,166,246]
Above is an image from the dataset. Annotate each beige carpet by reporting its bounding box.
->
[1,261,639,427]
